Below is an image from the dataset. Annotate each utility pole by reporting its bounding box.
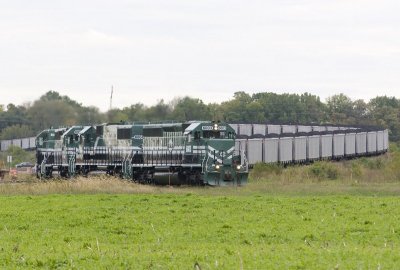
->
[109,85,113,111]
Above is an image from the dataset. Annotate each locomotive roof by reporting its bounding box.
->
[184,123,201,134]
[78,126,94,135]
[143,123,182,128]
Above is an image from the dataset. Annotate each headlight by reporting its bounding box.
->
[215,164,220,170]
[236,165,242,170]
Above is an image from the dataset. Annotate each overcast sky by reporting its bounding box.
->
[0,0,399,111]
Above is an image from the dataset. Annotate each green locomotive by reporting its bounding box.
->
[132,121,248,186]
[182,121,247,186]
[35,121,248,186]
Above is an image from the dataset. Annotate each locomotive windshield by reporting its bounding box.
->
[203,130,224,139]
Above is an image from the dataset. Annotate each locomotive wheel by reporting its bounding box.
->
[45,167,53,179]
[59,167,68,178]
[177,172,187,185]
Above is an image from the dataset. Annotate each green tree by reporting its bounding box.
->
[171,97,211,121]
[219,92,252,122]
[78,106,105,125]
[107,109,129,123]
[143,100,172,121]
[40,90,82,108]
[122,103,147,122]
[27,100,77,130]
[352,99,369,124]
[368,96,400,141]
[0,125,35,140]
[325,94,354,124]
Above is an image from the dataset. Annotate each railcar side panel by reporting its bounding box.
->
[320,134,333,159]
[264,138,279,163]
[367,132,377,154]
[267,125,281,135]
[238,124,252,136]
[345,133,356,156]
[377,131,384,152]
[247,139,263,164]
[279,137,293,163]
[297,125,313,133]
[252,124,267,136]
[307,135,320,160]
[282,125,296,134]
[333,134,345,158]
[294,136,307,162]
[383,129,389,151]
[356,132,367,155]
[21,138,30,149]
[1,140,11,151]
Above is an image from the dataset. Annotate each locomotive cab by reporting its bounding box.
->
[183,122,248,186]
[36,127,66,150]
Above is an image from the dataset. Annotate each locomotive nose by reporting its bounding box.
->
[224,170,233,181]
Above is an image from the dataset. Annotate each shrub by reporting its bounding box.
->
[309,161,339,180]
[358,157,385,170]
[252,163,283,175]
[250,163,283,181]
[351,162,362,178]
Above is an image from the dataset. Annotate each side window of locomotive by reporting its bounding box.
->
[194,131,201,140]
[117,128,131,140]
[96,126,104,136]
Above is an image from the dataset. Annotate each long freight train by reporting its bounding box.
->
[34,122,389,186]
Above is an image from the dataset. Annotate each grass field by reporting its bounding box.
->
[1,177,400,269]
[1,147,400,269]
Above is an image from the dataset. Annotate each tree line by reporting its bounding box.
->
[0,91,399,141]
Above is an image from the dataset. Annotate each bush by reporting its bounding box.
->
[253,163,283,175]
[250,163,283,180]
[309,161,339,180]
[358,157,385,170]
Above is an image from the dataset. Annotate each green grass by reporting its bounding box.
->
[1,192,400,269]
[0,145,399,269]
